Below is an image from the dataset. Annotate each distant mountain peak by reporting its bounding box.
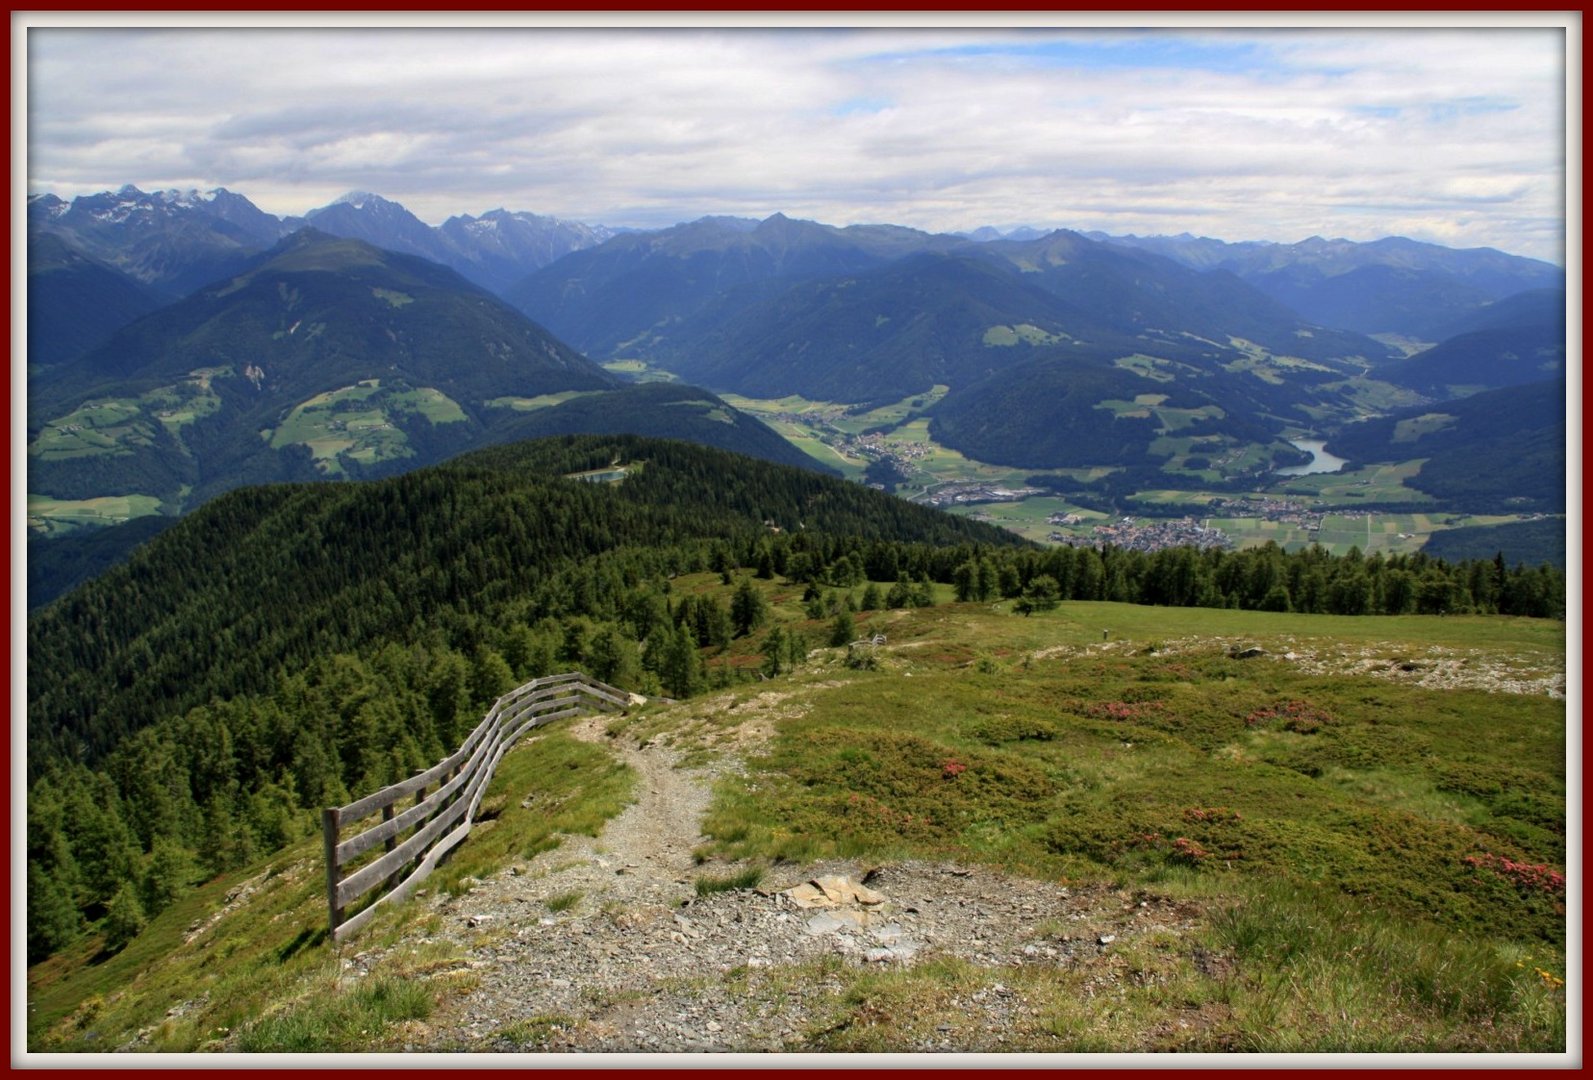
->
[330,190,383,209]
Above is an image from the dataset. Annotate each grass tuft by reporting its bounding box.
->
[694,867,765,896]
[545,890,583,914]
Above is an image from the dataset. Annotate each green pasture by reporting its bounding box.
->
[600,359,679,382]
[485,390,603,412]
[30,399,156,461]
[947,497,1102,543]
[266,381,467,475]
[1112,354,1200,383]
[27,493,165,536]
[982,324,1068,347]
[1270,459,1432,502]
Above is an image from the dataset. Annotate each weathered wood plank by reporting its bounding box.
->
[337,751,474,863]
[337,788,469,908]
[572,683,631,709]
[335,696,583,862]
[335,750,497,907]
[322,808,343,934]
[501,705,582,746]
[326,672,642,937]
[332,817,474,942]
[335,704,503,823]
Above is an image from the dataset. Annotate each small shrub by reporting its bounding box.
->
[845,643,879,670]
[1170,837,1211,866]
[1462,853,1565,896]
[1246,699,1334,733]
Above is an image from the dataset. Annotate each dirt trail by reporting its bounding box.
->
[380,705,1191,1054]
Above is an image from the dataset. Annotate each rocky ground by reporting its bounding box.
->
[352,709,1208,1054]
[1032,636,1566,698]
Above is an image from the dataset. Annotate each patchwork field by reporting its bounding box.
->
[31,369,233,465]
[30,399,162,462]
[265,380,468,475]
[1272,459,1433,502]
[708,390,1519,557]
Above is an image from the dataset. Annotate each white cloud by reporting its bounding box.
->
[22,23,1569,262]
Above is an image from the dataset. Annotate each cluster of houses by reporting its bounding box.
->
[1049,516,1234,552]
[922,482,1044,508]
[1207,495,1325,533]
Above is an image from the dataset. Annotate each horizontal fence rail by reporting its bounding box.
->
[322,671,639,942]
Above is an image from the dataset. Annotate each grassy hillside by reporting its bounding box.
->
[26,593,1565,1054]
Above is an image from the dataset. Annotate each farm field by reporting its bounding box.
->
[947,497,1107,543]
[485,390,603,412]
[29,398,162,462]
[1271,459,1433,503]
[27,493,165,536]
[31,369,233,463]
[601,358,679,382]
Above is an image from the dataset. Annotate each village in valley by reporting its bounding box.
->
[1046,514,1234,552]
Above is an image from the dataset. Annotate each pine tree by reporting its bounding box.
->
[142,837,199,917]
[1014,574,1061,616]
[660,623,705,698]
[103,881,147,953]
[761,626,787,678]
[27,861,81,964]
[730,579,769,637]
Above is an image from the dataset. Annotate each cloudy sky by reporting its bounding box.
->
[21,16,1572,263]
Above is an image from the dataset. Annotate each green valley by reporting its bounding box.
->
[686,383,1560,561]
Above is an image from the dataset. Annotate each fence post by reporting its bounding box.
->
[322,807,343,938]
[382,803,400,891]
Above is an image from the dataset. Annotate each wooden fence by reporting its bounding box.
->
[321,671,637,942]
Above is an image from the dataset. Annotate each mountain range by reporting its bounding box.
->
[26,229,819,540]
[28,185,620,304]
[1086,231,1565,340]
[26,183,1567,573]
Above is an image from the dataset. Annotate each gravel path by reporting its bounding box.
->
[374,708,1197,1053]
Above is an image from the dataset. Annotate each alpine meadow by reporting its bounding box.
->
[22,21,1572,1061]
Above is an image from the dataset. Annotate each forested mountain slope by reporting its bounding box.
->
[28,229,616,510]
[27,434,1019,767]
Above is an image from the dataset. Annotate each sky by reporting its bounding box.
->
[19,15,1574,264]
